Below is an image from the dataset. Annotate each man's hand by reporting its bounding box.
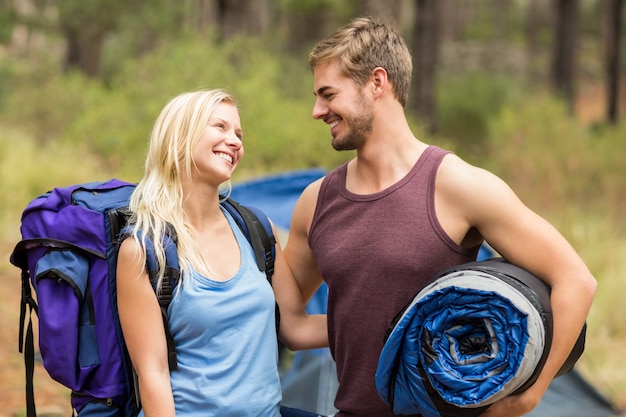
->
[480,388,542,417]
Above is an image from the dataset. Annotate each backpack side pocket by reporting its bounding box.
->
[35,249,99,391]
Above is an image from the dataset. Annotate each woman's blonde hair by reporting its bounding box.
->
[308,16,412,107]
[128,88,238,290]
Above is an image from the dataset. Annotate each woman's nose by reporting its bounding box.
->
[226,132,242,148]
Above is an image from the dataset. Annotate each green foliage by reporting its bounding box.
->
[2,32,623,203]
[459,2,526,42]
[486,94,583,205]
[0,58,14,108]
[0,34,352,182]
[101,0,188,81]
[103,34,348,176]
[0,128,110,240]
[57,0,150,33]
[2,66,107,143]
[1,28,624,236]
[63,87,151,180]
[0,5,15,43]
[486,93,626,230]
[436,71,525,153]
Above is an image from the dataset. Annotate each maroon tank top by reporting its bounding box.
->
[309,146,479,417]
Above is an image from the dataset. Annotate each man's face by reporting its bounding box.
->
[312,61,374,151]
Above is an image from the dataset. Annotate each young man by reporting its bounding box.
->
[283,17,596,417]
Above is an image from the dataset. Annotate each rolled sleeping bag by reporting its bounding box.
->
[375,258,586,417]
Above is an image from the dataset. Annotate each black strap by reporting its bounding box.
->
[157,270,179,371]
[228,201,280,334]
[19,268,37,417]
[228,200,276,282]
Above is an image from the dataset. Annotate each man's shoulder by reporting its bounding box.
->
[438,150,480,173]
[302,176,325,197]
[437,152,503,197]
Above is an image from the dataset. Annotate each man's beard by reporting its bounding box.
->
[332,95,374,151]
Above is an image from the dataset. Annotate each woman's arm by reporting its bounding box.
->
[117,237,176,417]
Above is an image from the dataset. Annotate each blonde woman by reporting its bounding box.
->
[117,89,327,417]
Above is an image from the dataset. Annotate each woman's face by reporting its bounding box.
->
[191,101,244,185]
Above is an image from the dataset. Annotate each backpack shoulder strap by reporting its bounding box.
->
[145,231,180,372]
[221,197,276,283]
[120,226,180,372]
[221,198,280,336]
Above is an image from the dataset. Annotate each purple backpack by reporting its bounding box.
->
[10,179,138,416]
[10,179,277,417]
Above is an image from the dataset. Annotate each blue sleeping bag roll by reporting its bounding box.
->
[375,258,586,417]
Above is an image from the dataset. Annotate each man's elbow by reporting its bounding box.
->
[585,272,598,299]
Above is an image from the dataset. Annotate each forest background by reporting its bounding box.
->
[0,0,625,415]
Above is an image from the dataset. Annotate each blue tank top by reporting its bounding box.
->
[147,207,281,416]
[309,146,479,416]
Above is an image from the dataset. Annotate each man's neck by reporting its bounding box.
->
[346,138,428,194]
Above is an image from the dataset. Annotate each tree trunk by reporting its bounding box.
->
[186,0,218,34]
[63,27,105,77]
[216,0,270,41]
[525,0,543,82]
[411,0,441,134]
[551,0,579,113]
[605,0,623,125]
[57,0,125,78]
[492,0,509,42]
[356,0,402,28]
[279,3,339,55]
